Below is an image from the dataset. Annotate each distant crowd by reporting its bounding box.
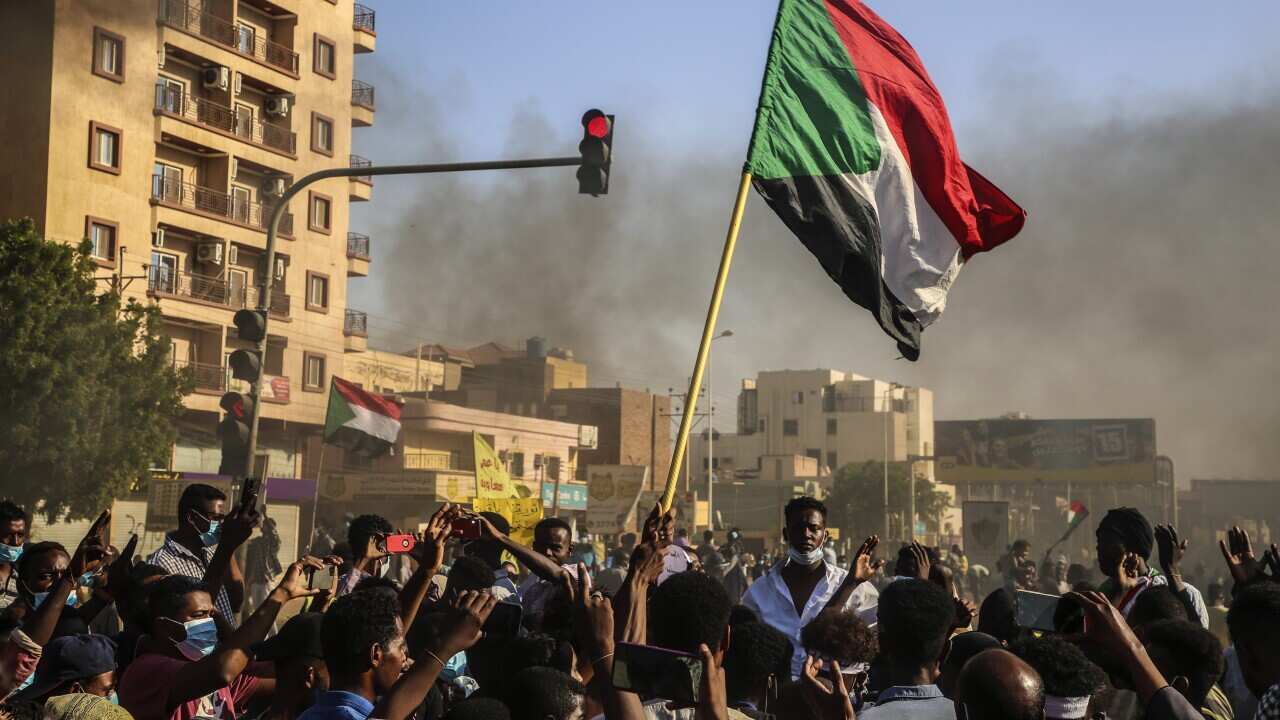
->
[0,486,1275,720]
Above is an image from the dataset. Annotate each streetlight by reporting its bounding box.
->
[882,381,902,541]
[707,329,733,531]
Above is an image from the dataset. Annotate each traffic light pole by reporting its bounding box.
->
[243,155,584,481]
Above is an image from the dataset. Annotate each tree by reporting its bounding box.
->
[825,460,951,542]
[0,219,191,521]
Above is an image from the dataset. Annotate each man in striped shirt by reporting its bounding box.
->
[147,484,256,625]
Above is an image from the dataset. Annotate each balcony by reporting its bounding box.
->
[403,453,475,472]
[353,4,376,53]
[346,232,370,277]
[152,175,292,236]
[148,266,291,318]
[344,309,368,353]
[155,84,296,156]
[348,154,372,201]
[158,0,299,76]
[351,80,375,127]
[174,358,227,394]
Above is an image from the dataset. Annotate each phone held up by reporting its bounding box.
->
[612,641,703,706]
[1014,589,1061,633]
[449,515,482,540]
[238,476,261,513]
[384,534,417,554]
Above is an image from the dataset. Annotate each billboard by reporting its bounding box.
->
[585,465,648,534]
[936,419,1156,485]
[962,501,1010,570]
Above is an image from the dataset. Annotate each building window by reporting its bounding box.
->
[92,28,124,82]
[806,449,821,462]
[546,455,561,480]
[84,217,117,264]
[306,272,329,311]
[826,451,838,469]
[510,452,525,478]
[88,121,122,174]
[303,353,326,391]
[311,113,334,156]
[313,35,336,78]
[793,391,804,404]
[308,191,332,233]
[150,250,177,294]
[826,418,837,435]
[783,419,799,436]
[758,418,766,433]
[236,22,256,55]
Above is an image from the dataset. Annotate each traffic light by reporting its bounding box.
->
[577,109,614,196]
[229,309,266,382]
[218,391,254,477]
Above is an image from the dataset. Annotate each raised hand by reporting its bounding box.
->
[102,534,139,600]
[1219,526,1262,586]
[440,590,498,655]
[567,562,614,665]
[908,541,931,581]
[953,597,977,631]
[220,505,260,552]
[852,535,884,583]
[272,559,326,602]
[800,655,856,720]
[695,643,730,720]
[413,503,458,570]
[1154,525,1187,577]
[69,510,111,577]
[1114,552,1142,597]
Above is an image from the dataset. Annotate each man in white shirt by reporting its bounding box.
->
[741,496,881,678]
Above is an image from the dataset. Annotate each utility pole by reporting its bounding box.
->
[882,382,901,540]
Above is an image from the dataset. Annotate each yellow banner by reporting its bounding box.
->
[474,432,515,499]
[473,497,544,546]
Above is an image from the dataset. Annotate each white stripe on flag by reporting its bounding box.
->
[343,402,401,444]
[838,104,964,327]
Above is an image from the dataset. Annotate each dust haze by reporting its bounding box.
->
[357,58,1280,482]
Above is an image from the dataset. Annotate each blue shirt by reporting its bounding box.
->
[860,685,955,720]
[298,690,375,720]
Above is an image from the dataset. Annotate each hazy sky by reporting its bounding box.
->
[348,2,1280,481]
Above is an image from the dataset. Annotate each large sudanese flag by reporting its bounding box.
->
[323,376,402,457]
[746,0,1026,360]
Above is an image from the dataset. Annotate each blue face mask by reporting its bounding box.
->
[107,691,119,705]
[29,587,78,609]
[0,543,23,564]
[169,617,219,661]
[191,511,222,547]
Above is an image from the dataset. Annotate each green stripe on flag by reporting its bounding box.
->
[747,0,882,180]
[324,380,356,440]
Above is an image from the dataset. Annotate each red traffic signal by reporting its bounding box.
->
[578,109,614,196]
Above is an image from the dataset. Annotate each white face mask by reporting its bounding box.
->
[787,546,825,566]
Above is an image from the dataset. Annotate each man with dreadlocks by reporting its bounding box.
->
[1094,508,1208,628]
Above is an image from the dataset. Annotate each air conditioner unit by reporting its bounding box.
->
[273,257,286,280]
[151,228,166,248]
[196,243,223,265]
[264,96,290,117]
[158,46,166,69]
[201,66,229,91]
[263,177,287,197]
[229,157,239,178]
[227,245,239,266]
[233,72,243,95]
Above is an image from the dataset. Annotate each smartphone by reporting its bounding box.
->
[482,601,523,637]
[450,516,482,540]
[612,642,703,705]
[1014,589,1061,633]
[384,534,417,554]
[239,476,261,513]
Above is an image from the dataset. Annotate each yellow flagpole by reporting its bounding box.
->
[661,169,753,513]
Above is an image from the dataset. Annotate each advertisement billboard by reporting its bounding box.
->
[936,419,1156,485]
[962,501,1010,570]
[585,465,648,534]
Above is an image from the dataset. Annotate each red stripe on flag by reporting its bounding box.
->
[332,376,402,421]
[822,0,1025,258]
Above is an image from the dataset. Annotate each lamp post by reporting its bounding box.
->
[707,330,733,531]
[882,382,901,540]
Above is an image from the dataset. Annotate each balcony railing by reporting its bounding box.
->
[403,453,474,471]
[354,4,376,32]
[155,83,296,154]
[344,309,368,337]
[346,232,371,260]
[152,175,266,228]
[349,154,372,184]
[158,0,299,74]
[173,358,227,393]
[351,80,376,110]
[148,266,291,317]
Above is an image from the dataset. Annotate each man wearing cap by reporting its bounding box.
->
[252,613,327,720]
[1095,508,1208,628]
[10,634,117,705]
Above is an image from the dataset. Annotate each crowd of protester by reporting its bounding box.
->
[0,486,1275,720]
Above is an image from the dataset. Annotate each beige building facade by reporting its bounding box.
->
[0,0,380,478]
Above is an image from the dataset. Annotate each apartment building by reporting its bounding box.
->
[0,0,380,478]
[692,369,936,484]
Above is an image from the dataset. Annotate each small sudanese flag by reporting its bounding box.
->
[746,0,1026,360]
[323,376,402,458]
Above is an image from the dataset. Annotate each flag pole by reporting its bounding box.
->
[661,169,753,512]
